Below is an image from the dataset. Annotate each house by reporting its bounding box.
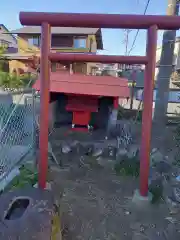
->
[0,24,18,72]
[3,37,40,75]
[10,26,103,75]
[120,38,180,115]
[155,36,180,89]
[100,64,119,77]
[0,24,40,74]
[0,24,17,52]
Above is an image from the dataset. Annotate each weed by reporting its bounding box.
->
[149,184,164,204]
[6,164,38,191]
[114,155,140,177]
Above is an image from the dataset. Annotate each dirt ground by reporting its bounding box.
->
[46,123,180,240]
[49,163,180,240]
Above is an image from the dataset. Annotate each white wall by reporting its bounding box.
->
[122,88,180,116]
[155,40,180,81]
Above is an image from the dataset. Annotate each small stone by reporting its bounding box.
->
[85,144,94,156]
[150,150,164,165]
[148,167,162,183]
[150,224,156,229]
[151,148,158,154]
[125,211,130,215]
[93,148,103,157]
[173,187,180,203]
[165,217,177,224]
[96,157,114,169]
[166,197,180,214]
[149,177,163,191]
[62,144,71,154]
[140,226,145,232]
[116,148,128,157]
[155,161,171,174]
[70,140,79,147]
[127,144,139,159]
[103,146,117,159]
[33,182,51,190]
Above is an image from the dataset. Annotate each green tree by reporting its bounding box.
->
[0,46,34,90]
[0,45,7,70]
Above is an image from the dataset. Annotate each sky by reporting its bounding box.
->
[1,0,169,55]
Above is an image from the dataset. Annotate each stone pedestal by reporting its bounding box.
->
[132,189,153,207]
[0,187,62,239]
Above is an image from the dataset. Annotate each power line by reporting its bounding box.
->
[127,0,151,55]
[123,0,141,55]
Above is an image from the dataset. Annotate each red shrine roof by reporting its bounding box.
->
[33,72,130,98]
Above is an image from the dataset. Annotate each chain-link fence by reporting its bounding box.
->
[0,88,37,186]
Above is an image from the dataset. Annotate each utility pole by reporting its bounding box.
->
[130,69,137,110]
[153,0,179,130]
[124,29,131,55]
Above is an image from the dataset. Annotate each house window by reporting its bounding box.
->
[28,36,40,47]
[91,67,97,76]
[73,63,86,74]
[51,36,73,48]
[56,63,68,71]
[0,39,9,48]
[51,62,69,72]
[74,37,86,48]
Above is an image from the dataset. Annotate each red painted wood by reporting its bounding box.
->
[66,103,97,112]
[49,53,148,65]
[67,94,98,105]
[38,23,51,189]
[66,95,98,111]
[140,25,158,197]
[33,72,130,98]
[20,12,180,30]
[72,111,90,126]
[113,97,119,109]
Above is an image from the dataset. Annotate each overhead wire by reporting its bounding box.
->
[125,0,151,123]
[127,0,151,55]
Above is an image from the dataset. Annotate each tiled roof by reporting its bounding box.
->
[33,72,130,98]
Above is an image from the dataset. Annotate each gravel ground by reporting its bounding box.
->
[49,162,180,240]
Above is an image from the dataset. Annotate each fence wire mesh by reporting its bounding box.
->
[0,89,36,182]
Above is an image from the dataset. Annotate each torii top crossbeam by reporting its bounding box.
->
[19,12,180,30]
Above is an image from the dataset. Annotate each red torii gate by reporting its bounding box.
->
[19,12,180,197]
